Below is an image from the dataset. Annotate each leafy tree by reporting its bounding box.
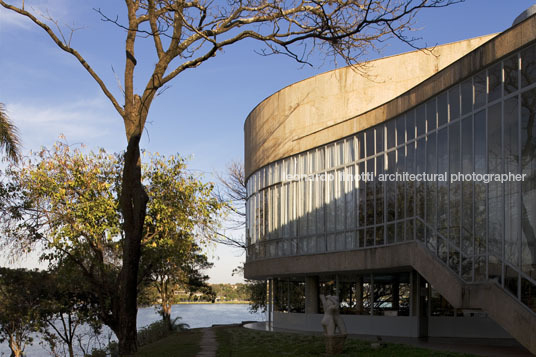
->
[0,103,20,163]
[39,262,103,357]
[139,152,221,329]
[2,141,221,350]
[0,1,463,352]
[0,268,46,357]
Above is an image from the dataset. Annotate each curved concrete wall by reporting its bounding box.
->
[244,34,496,178]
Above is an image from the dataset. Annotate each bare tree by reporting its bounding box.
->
[0,0,463,353]
[214,161,248,249]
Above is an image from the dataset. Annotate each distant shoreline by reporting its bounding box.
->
[139,301,251,308]
[176,301,250,305]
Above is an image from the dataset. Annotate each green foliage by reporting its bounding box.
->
[137,151,222,324]
[246,281,267,313]
[39,261,103,357]
[137,318,189,348]
[0,268,47,357]
[211,283,251,302]
[1,139,224,342]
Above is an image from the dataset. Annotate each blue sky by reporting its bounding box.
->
[0,0,535,282]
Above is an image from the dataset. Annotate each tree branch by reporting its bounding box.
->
[0,1,124,117]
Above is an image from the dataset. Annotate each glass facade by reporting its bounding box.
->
[246,43,536,313]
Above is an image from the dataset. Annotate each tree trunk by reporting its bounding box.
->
[9,334,21,357]
[162,307,172,331]
[68,343,74,357]
[161,281,173,331]
[117,134,149,355]
[162,302,172,331]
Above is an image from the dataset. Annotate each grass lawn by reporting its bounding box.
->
[135,329,202,357]
[214,326,476,357]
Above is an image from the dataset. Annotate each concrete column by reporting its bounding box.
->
[305,276,319,314]
[356,276,364,314]
[410,271,429,338]
[410,271,419,316]
[370,274,374,316]
[392,276,400,312]
[268,279,273,325]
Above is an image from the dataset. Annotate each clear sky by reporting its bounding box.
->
[0,0,535,283]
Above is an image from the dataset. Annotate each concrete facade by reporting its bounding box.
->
[243,12,536,355]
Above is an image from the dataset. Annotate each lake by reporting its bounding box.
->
[0,304,265,356]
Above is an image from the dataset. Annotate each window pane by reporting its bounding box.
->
[376,225,384,246]
[426,98,437,132]
[327,144,335,169]
[396,115,405,146]
[426,132,437,237]
[396,147,406,221]
[366,128,374,157]
[521,43,536,88]
[504,96,520,267]
[449,85,460,121]
[387,120,396,149]
[437,127,449,240]
[346,166,356,230]
[407,109,416,141]
[461,79,473,115]
[336,169,345,231]
[416,138,426,225]
[474,111,487,256]
[326,171,336,232]
[504,54,519,95]
[474,71,486,109]
[376,155,384,225]
[316,180,325,234]
[387,224,395,244]
[366,159,375,227]
[416,104,426,137]
[358,133,365,160]
[488,103,503,262]
[488,63,502,103]
[376,125,385,154]
[336,141,344,167]
[358,162,365,228]
[317,147,325,172]
[387,150,396,222]
[521,88,536,279]
[461,116,474,256]
[406,142,415,221]
[346,138,355,163]
[438,92,448,127]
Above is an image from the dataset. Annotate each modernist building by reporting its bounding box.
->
[243,9,536,354]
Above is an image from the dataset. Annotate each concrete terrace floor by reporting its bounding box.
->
[243,322,533,357]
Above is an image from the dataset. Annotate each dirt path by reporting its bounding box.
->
[196,328,218,357]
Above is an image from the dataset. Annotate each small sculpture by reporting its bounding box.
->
[320,294,347,336]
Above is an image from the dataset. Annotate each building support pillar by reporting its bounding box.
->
[305,276,319,314]
[370,274,374,316]
[356,276,364,314]
[267,279,273,327]
[411,271,428,338]
[392,276,400,312]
